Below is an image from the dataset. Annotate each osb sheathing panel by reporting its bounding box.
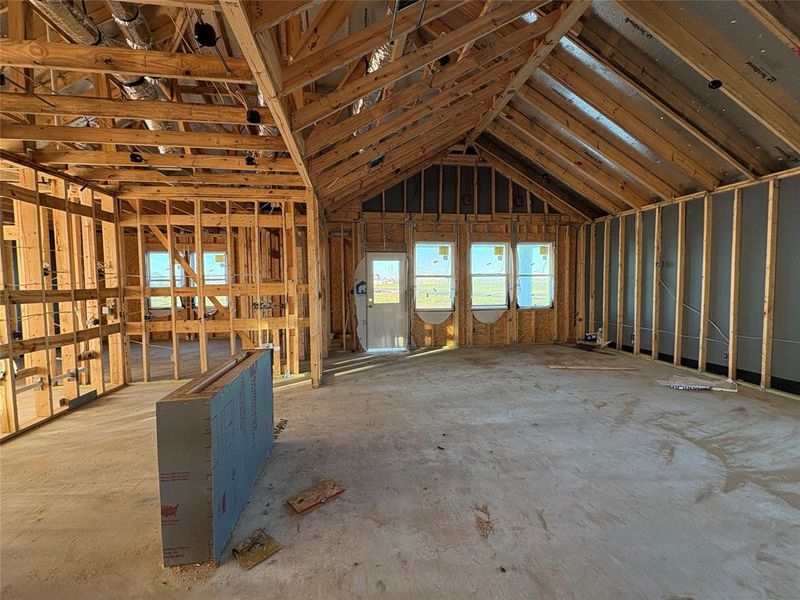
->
[411,314,456,348]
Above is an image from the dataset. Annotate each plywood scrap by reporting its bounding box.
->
[472,503,493,538]
[232,529,280,570]
[287,479,346,514]
[657,375,738,392]
[547,365,637,371]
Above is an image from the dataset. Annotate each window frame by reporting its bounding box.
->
[515,242,555,309]
[413,241,455,311]
[470,242,509,310]
[145,251,183,310]
[189,251,229,308]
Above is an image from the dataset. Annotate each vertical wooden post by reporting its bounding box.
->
[728,189,742,380]
[100,192,123,388]
[306,191,324,387]
[52,179,79,400]
[576,224,587,342]
[225,202,235,356]
[633,212,642,355]
[166,200,181,379]
[195,200,208,373]
[588,222,596,334]
[652,206,662,360]
[135,200,149,382]
[616,216,625,349]
[602,219,611,344]
[760,180,779,389]
[673,201,686,366]
[80,189,104,393]
[0,204,19,433]
[698,194,712,373]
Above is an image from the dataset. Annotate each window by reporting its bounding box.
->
[190,251,228,308]
[145,252,183,309]
[471,243,508,309]
[517,243,554,308]
[372,259,401,304]
[414,242,454,310]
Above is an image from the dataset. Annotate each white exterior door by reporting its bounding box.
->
[366,252,407,351]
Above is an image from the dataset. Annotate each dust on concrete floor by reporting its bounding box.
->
[2,345,799,599]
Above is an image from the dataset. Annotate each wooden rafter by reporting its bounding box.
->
[281,0,468,94]
[33,150,297,172]
[0,39,252,83]
[464,0,591,145]
[220,0,313,190]
[516,86,679,201]
[474,141,590,221]
[1,123,285,153]
[292,0,544,131]
[616,0,800,154]
[489,120,623,215]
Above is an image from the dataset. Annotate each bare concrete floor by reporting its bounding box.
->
[2,345,799,599]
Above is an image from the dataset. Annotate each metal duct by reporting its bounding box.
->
[105,1,151,51]
[29,0,177,152]
[256,88,281,159]
[351,43,392,136]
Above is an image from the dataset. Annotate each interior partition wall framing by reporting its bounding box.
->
[580,168,800,397]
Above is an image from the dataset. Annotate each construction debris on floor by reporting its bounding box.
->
[232,529,280,570]
[547,365,637,370]
[287,480,346,515]
[657,375,738,392]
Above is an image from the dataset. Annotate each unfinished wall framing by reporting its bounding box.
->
[327,160,582,351]
[581,166,800,396]
[1,155,124,437]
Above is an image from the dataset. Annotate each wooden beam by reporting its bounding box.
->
[738,1,800,52]
[760,179,779,388]
[220,0,313,190]
[652,206,661,358]
[292,0,544,130]
[697,194,712,372]
[282,0,469,93]
[465,0,590,144]
[542,53,720,191]
[501,107,651,208]
[2,124,285,153]
[312,75,510,176]
[616,0,800,153]
[0,39,253,84]
[489,120,623,215]
[602,219,611,341]
[517,86,679,201]
[616,216,625,349]
[68,168,304,187]
[34,150,297,172]
[474,141,589,222]
[117,186,304,201]
[249,0,324,32]
[673,201,685,366]
[0,92,271,126]
[633,212,642,355]
[291,0,352,62]
[728,188,742,380]
[572,20,761,179]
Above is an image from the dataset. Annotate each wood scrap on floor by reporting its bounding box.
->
[231,529,280,570]
[286,479,346,514]
[547,365,637,371]
[657,375,738,392]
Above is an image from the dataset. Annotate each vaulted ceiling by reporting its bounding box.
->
[1,0,798,221]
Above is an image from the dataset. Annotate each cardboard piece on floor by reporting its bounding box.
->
[232,529,280,570]
[287,479,346,514]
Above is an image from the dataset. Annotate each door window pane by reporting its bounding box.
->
[373,260,401,304]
